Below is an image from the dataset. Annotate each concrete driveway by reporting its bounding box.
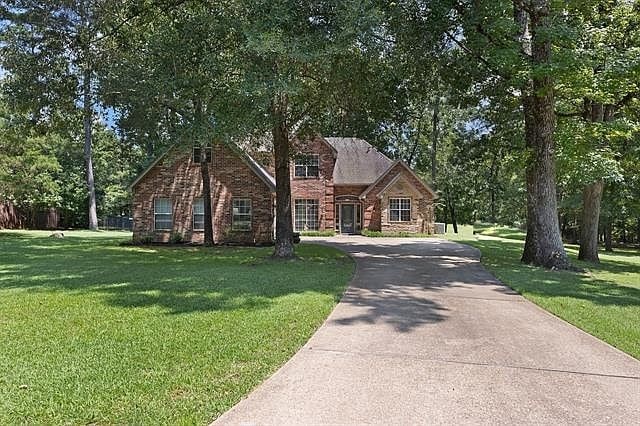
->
[214,236,640,425]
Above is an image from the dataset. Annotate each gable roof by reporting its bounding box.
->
[323,137,393,185]
[376,172,425,199]
[128,143,276,192]
[239,151,276,191]
[360,160,437,200]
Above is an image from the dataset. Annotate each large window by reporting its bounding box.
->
[193,198,204,231]
[294,154,319,178]
[389,198,411,222]
[193,145,212,164]
[154,198,173,230]
[232,198,252,231]
[295,199,319,231]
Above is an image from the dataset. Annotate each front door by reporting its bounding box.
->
[340,204,355,234]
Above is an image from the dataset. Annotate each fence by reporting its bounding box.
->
[1,202,60,229]
[101,216,133,231]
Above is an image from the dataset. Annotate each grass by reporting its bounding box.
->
[444,224,640,359]
[0,230,354,425]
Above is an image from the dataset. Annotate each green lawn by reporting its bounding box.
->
[0,230,354,425]
[445,224,640,359]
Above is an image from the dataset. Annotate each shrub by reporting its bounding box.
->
[169,232,184,244]
[300,230,335,237]
[131,233,154,245]
[360,229,433,238]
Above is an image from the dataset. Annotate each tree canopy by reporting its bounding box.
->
[1,0,638,263]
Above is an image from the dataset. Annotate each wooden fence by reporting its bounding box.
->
[0,202,60,229]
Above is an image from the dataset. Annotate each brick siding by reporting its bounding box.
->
[132,138,436,243]
[290,137,336,231]
[132,143,273,244]
[361,163,435,234]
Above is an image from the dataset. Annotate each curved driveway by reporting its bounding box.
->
[215,237,640,425]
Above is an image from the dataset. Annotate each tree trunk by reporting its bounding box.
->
[578,180,603,262]
[445,185,458,234]
[517,0,571,269]
[271,94,295,258]
[201,153,214,246]
[489,151,499,223]
[604,220,613,252]
[431,97,439,185]
[577,100,613,259]
[450,200,458,234]
[443,202,449,233]
[636,217,640,245]
[407,113,424,167]
[83,67,98,231]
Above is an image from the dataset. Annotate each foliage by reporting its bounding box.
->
[360,229,433,238]
[0,105,62,208]
[0,98,141,224]
[300,230,336,237]
[0,230,353,423]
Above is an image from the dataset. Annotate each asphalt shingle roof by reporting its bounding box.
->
[324,137,393,185]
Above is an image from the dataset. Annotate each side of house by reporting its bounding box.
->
[290,136,337,232]
[131,143,275,244]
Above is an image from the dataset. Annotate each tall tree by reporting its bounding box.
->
[515,0,571,269]
[555,0,640,262]
[0,0,121,230]
[226,0,385,258]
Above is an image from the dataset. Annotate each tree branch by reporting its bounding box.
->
[91,0,191,45]
[442,30,511,81]
[555,110,583,118]
[614,90,639,109]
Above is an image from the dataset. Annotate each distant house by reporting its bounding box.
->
[130,136,436,244]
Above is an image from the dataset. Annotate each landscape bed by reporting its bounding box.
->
[446,225,640,360]
[0,230,353,424]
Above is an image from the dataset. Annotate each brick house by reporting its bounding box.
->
[130,136,436,244]
[291,137,436,235]
[130,143,275,244]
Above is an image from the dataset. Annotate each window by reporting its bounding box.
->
[295,199,319,231]
[154,198,172,230]
[193,198,204,231]
[389,198,411,222]
[232,198,252,231]
[193,145,212,163]
[294,154,319,178]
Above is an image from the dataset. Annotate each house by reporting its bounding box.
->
[130,143,275,244]
[130,136,436,244]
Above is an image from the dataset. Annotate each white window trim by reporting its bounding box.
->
[193,198,205,231]
[294,199,320,231]
[294,154,320,178]
[232,198,252,231]
[389,197,411,223]
[154,198,173,231]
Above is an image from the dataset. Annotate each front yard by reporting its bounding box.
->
[0,231,353,424]
[446,225,640,360]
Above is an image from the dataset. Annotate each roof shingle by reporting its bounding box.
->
[323,137,393,185]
